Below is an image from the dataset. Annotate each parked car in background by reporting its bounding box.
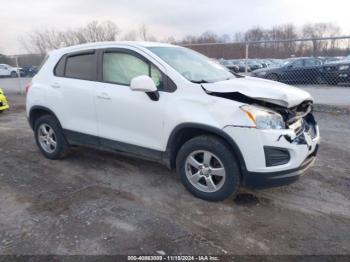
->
[220,60,240,73]
[0,88,10,113]
[21,65,38,77]
[253,57,324,84]
[247,60,264,71]
[232,60,248,72]
[322,55,350,85]
[0,64,21,77]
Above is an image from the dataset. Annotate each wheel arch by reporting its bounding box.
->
[164,123,247,174]
[28,106,62,130]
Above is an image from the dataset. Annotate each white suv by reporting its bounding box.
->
[26,42,320,201]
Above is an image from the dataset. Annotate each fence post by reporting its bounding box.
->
[245,43,249,74]
[15,56,23,94]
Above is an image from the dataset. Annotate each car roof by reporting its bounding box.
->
[50,41,176,56]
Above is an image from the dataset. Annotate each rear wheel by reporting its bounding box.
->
[176,135,240,201]
[34,115,69,159]
[10,71,17,78]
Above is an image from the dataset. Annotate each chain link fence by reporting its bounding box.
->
[182,36,350,86]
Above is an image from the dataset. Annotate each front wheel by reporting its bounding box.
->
[176,135,240,201]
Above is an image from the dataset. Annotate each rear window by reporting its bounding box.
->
[64,53,96,81]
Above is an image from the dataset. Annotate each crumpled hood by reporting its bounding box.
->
[202,76,313,108]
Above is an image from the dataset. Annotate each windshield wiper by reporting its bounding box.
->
[190,80,211,84]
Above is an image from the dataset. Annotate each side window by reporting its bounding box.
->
[65,53,96,81]
[305,59,321,67]
[103,52,163,90]
[291,60,303,68]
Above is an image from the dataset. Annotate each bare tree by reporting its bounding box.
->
[138,24,157,41]
[302,22,341,55]
[20,20,119,54]
[121,30,138,41]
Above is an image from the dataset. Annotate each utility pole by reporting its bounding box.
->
[15,56,23,94]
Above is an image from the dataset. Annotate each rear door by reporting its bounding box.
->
[48,50,99,141]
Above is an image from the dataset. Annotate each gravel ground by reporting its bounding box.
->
[0,83,349,255]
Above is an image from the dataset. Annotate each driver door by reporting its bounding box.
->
[283,59,304,83]
[94,49,166,154]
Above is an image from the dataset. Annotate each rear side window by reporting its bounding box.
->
[64,53,96,81]
[54,56,65,76]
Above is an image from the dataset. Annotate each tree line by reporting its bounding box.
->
[3,21,349,62]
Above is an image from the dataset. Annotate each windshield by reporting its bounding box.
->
[148,46,234,83]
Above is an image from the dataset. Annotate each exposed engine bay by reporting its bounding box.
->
[206,91,313,127]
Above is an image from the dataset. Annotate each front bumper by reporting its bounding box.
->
[243,145,318,188]
[223,115,320,188]
[323,70,350,83]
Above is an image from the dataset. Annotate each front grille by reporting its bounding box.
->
[304,114,317,139]
[305,121,317,139]
[289,114,318,144]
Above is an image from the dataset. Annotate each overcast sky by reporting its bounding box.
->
[1,0,350,54]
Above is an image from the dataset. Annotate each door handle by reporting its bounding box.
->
[51,82,60,88]
[97,92,111,100]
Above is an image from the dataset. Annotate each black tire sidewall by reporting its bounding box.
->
[176,135,240,201]
[34,115,68,159]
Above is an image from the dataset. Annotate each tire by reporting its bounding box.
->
[34,115,69,160]
[266,73,279,81]
[176,135,240,201]
[10,71,17,78]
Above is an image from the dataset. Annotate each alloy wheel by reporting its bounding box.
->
[38,123,57,153]
[185,150,226,193]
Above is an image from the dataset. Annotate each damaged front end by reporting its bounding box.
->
[203,80,320,187]
[206,90,318,146]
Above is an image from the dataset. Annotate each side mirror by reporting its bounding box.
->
[130,75,159,101]
[130,75,157,92]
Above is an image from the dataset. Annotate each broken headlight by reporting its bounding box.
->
[240,105,285,129]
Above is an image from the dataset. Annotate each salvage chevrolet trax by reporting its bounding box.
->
[26,42,320,201]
